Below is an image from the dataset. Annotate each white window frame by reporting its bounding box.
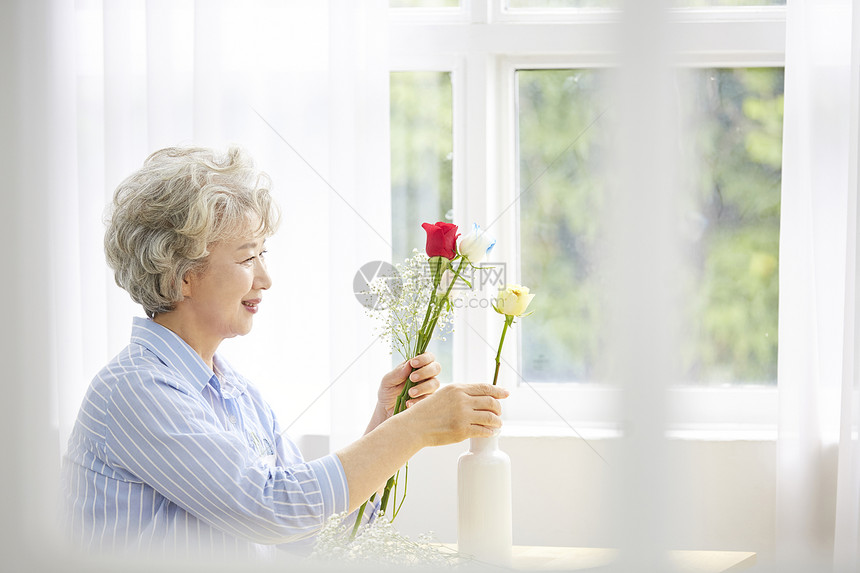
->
[389,0,785,436]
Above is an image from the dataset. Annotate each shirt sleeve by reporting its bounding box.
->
[103,368,349,545]
[352,495,381,526]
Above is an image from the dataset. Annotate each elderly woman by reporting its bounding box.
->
[61,147,507,559]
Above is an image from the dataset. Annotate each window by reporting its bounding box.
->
[390,71,455,382]
[518,67,783,386]
[389,2,785,431]
[517,68,609,384]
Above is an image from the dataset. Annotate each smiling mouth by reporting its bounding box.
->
[242,299,260,312]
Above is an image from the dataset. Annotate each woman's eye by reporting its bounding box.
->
[241,250,266,265]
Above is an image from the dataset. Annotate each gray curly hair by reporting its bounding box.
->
[105,146,280,318]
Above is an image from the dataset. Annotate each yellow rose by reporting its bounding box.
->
[493,285,535,317]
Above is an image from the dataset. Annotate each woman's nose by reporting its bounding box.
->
[255,258,272,290]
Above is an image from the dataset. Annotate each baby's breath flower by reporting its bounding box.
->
[355,249,471,529]
[310,513,458,568]
[364,251,454,361]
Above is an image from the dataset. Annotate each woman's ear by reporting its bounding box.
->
[180,272,194,298]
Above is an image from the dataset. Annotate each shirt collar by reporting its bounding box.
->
[130,317,249,398]
[213,354,248,399]
[130,317,216,394]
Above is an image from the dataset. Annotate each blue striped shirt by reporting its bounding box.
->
[61,317,356,558]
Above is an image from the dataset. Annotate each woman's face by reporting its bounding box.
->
[182,230,272,343]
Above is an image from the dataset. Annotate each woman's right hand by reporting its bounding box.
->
[402,383,510,447]
[336,382,510,512]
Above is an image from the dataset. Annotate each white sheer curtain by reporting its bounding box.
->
[0,0,389,566]
[777,0,860,571]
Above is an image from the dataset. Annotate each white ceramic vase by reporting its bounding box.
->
[457,432,513,567]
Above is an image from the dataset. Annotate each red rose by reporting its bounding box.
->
[421,222,460,259]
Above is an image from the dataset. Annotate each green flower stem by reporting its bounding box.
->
[393,463,408,519]
[392,375,415,422]
[493,315,515,386]
[394,256,465,416]
[355,256,468,527]
[380,474,395,515]
[350,492,376,539]
[417,257,461,348]
[416,264,441,351]
[419,257,467,347]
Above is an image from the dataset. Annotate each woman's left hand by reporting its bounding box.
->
[377,353,441,417]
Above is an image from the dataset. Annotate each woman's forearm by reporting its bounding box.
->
[364,400,390,436]
[337,412,424,512]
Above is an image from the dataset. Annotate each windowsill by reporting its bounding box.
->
[503,385,779,438]
[501,423,621,440]
[500,422,777,442]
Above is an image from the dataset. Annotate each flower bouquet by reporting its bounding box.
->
[313,220,535,566]
[352,221,497,533]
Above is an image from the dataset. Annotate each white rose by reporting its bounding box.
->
[457,223,496,265]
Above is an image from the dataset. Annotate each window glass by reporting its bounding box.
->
[517,68,783,385]
[390,71,455,380]
[679,68,783,385]
[518,69,610,383]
